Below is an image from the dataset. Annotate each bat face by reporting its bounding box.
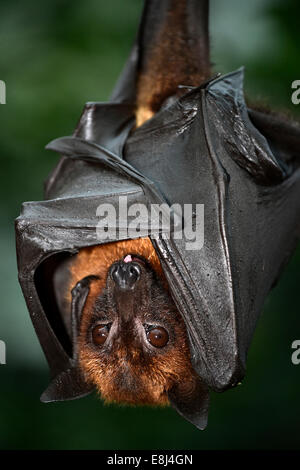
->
[69,239,198,406]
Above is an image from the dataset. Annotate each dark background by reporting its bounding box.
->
[0,0,300,449]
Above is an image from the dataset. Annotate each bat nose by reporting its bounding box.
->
[110,262,141,290]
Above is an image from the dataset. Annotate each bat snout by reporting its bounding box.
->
[110,261,141,291]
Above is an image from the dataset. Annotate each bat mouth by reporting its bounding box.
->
[123,254,147,267]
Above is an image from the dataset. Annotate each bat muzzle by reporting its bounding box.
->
[110,261,141,291]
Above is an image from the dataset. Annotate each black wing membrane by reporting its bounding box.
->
[124,68,300,390]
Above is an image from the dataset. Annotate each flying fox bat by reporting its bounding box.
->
[15,0,300,431]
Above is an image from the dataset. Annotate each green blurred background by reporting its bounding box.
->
[0,0,300,449]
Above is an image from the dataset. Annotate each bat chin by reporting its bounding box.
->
[78,346,184,407]
[99,387,170,407]
[84,367,171,407]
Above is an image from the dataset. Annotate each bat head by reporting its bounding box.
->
[47,238,210,428]
[76,250,198,406]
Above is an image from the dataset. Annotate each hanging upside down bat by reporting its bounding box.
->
[15,0,300,430]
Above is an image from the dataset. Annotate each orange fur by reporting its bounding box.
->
[135,2,210,126]
[68,238,165,316]
[78,294,196,406]
[78,327,195,406]
[68,237,197,406]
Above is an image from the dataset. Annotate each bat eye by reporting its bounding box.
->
[146,326,169,348]
[92,324,110,346]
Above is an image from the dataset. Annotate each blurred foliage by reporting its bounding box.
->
[0,0,299,450]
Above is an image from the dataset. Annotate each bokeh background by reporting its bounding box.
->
[0,0,300,449]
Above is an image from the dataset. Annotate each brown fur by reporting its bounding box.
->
[136,2,210,126]
[68,237,197,406]
[68,238,165,316]
[78,309,195,406]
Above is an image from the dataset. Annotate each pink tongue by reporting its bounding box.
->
[124,254,132,263]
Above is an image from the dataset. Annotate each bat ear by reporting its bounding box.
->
[41,274,100,403]
[40,366,94,403]
[168,377,210,430]
[71,275,99,360]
